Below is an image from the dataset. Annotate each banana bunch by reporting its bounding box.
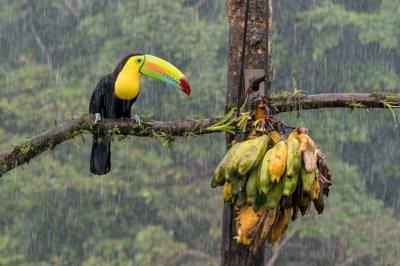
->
[211,125,332,251]
[211,134,269,188]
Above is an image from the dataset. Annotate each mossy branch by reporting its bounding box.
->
[0,92,399,176]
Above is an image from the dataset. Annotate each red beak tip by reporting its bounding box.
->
[180,77,191,97]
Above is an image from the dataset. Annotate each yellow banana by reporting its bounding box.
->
[266,179,283,208]
[236,203,269,246]
[309,178,320,200]
[222,182,233,201]
[282,171,299,197]
[258,149,273,194]
[246,167,260,206]
[286,137,301,177]
[269,141,288,182]
[312,180,325,214]
[301,164,316,192]
[238,134,269,176]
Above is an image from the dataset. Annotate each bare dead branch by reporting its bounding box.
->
[266,224,299,266]
[29,22,52,69]
[62,0,82,18]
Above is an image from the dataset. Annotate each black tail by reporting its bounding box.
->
[90,134,111,175]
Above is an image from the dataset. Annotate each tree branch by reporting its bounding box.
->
[273,93,400,112]
[0,93,398,177]
[0,115,220,177]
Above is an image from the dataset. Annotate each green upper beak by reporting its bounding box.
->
[139,55,191,97]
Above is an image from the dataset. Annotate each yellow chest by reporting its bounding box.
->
[114,64,141,100]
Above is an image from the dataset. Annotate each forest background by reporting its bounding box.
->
[0,0,399,265]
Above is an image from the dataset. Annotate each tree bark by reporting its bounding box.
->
[0,115,220,177]
[222,0,273,265]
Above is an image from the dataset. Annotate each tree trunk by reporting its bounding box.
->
[222,0,272,265]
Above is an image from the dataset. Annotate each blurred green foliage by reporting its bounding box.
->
[0,0,399,265]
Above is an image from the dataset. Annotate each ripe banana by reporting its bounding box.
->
[282,171,299,197]
[259,149,274,194]
[212,121,332,250]
[222,182,233,201]
[266,179,283,208]
[286,137,301,177]
[269,141,288,182]
[238,134,269,176]
[246,167,260,206]
[301,164,316,192]
[313,180,325,214]
[309,178,320,200]
[236,203,269,246]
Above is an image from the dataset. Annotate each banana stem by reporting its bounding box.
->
[212,107,237,127]
[206,125,236,134]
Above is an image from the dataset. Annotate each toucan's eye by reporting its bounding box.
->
[136,58,142,63]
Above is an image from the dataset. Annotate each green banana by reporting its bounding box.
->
[286,137,301,177]
[251,193,268,212]
[231,174,247,196]
[282,171,299,197]
[238,134,269,176]
[211,142,241,187]
[246,167,260,206]
[301,164,315,192]
[266,179,283,208]
[211,157,228,188]
[235,188,248,208]
[258,149,274,194]
[225,141,251,182]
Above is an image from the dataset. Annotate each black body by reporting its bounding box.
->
[89,54,141,175]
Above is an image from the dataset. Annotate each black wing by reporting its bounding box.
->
[89,74,115,115]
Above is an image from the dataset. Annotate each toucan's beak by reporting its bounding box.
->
[139,55,191,97]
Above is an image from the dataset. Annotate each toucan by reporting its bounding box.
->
[89,53,190,175]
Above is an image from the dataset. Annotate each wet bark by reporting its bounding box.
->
[0,115,220,177]
[222,0,273,265]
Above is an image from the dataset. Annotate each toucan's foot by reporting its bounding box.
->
[132,115,141,126]
[94,113,101,124]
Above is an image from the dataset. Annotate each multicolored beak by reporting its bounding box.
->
[139,55,191,97]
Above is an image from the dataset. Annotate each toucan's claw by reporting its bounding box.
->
[132,115,141,126]
[94,113,101,124]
